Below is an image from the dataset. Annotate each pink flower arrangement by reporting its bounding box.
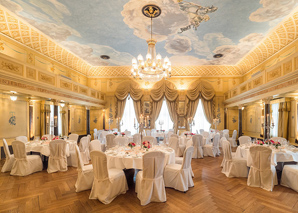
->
[128,142,136,149]
[270,140,281,148]
[256,140,264,145]
[121,132,125,136]
[113,132,118,136]
[185,133,195,136]
[142,141,151,149]
[41,136,48,141]
[52,136,60,140]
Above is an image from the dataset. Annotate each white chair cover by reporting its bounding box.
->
[202,132,209,138]
[247,146,277,191]
[10,140,43,176]
[79,137,90,165]
[199,129,204,134]
[175,140,194,178]
[75,145,94,192]
[143,136,157,145]
[146,130,151,136]
[106,134,116,149]
[192,135,204,159]
[164,146,194,192]
[15,136,27,143]
[281,164,298,192]
[69,134,79,142]
[1,139,15,172]
[133,133,141,145]
[239,136,251,145]
[223,129,229,135]
[89,151,128,204]
[168,137,179,157]
[94,129,98,140]
[270,137,287,145]
[47,140,68,173]
[170,134,179,138]
[221,140,247,178]
[124,130,131,137]
[203,133,220,157]
[135,151,166,205]
[87,134,91,143]
[228,130,237,147]
[114,137,128,147]
[90,140,105,152]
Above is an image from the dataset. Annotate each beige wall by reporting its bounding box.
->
[242,104,263,138]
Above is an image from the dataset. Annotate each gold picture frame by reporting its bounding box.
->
[143,101,151,115]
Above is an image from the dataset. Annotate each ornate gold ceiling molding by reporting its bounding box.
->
[237,9,298,75]
[1,5,298,77]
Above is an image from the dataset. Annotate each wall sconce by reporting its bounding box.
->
[10,91,17,101]
[242,107,244,110]
[60,103,65,108]
[54,115,58,127]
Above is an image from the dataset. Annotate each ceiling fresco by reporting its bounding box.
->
[0,0,297,68]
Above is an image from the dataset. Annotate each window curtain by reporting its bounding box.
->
[185,80,215,131]
[115,80,143,123]
[278,101,291,139]
[61,106,68,137]
[150,79,178,130]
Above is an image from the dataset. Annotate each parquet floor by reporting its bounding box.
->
[1,151,298,213]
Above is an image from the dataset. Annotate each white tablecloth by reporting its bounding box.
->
[235,144,298,166]
[153,132,165,138]
[106,145,175,170]
[25,140,76,157]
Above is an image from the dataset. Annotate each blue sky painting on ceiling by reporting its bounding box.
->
[0,0,297,67]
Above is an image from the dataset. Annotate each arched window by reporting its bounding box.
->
[193,99,211,133]
[121,95,138,134]
[155,99,173,131]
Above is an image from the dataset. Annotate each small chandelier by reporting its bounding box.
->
[131,5,171,82]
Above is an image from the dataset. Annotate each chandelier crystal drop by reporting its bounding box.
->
[131,5,171,82]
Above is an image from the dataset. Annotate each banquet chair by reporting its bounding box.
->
[75,145,94,192]
[175,140,194,178]
[223,129,229,135]
[192,134,204,159]
[90,140,105,152]
[47,140,68,173]
[10,140,43,176]
[87,134,91,143]
[228,130,238,147]
[143,136,157,145]
[93,128,98,140]
[177,130,180,136]
[203,133,220,157]
[89,150,128,204]
[1,139,15,172]
[146,130,151,136]
[79,137,90,165]
[124,130,131,137]
[164,146,194,192]
[239,136,251,145]
[223,133,229,140]
[15,136,28,143]
[106,134,116,149]
[69,134,79,143]
[114,137,128,147]
[97,130,103,140]
[281,163,298,192]
[247,146,278,191]
[221,140,247,178]
[170,134,179,138]
[168,137,180,157]
[202,131,209,138]
[133,133,141,145]
[135,151,166,205]
[270,137,287,145]
[199,129,204,134]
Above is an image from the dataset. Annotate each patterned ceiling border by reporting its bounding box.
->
[0,5,298,77]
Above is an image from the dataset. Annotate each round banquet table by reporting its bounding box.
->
[25,140,76,157]
[235,144,298,166]
[105,145,175,170]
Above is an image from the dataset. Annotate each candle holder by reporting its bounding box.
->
[262,121,275,141]
[136,115,151,140]
[116,117,123,132]
[108,118,113,131]
[188,117,195,133]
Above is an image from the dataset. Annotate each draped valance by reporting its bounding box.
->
[150,79,178,102]
[186,80,215,101]
[115,80,143,101]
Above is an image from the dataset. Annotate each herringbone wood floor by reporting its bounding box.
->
[1,151,298,213]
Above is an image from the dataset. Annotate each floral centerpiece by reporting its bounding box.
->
[142,141,151,150]
[270,140,281,149]
[41,136,48,141]
[52,136,60,140]
[113,132,118,136]
[256,140,264,145]
[121,132,125,137]
[128,142,136,149]
[185,133,195,136]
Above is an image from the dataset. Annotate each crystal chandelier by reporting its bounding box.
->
[131,5,171,82]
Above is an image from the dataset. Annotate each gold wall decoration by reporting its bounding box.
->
[60,79,72,91]
[232,89,238,97]
[73,85,78,92]
[79,86,88,95]
[240,85,247,93]
[253,76,263,88]
[267,66,281,82]
[91,90,96,98]
[283,60,293,75]
[26,67,36,80]
[27,52,34,65]
[38,72,55,85]
[0,58,23,76]
[247,82,252,90]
